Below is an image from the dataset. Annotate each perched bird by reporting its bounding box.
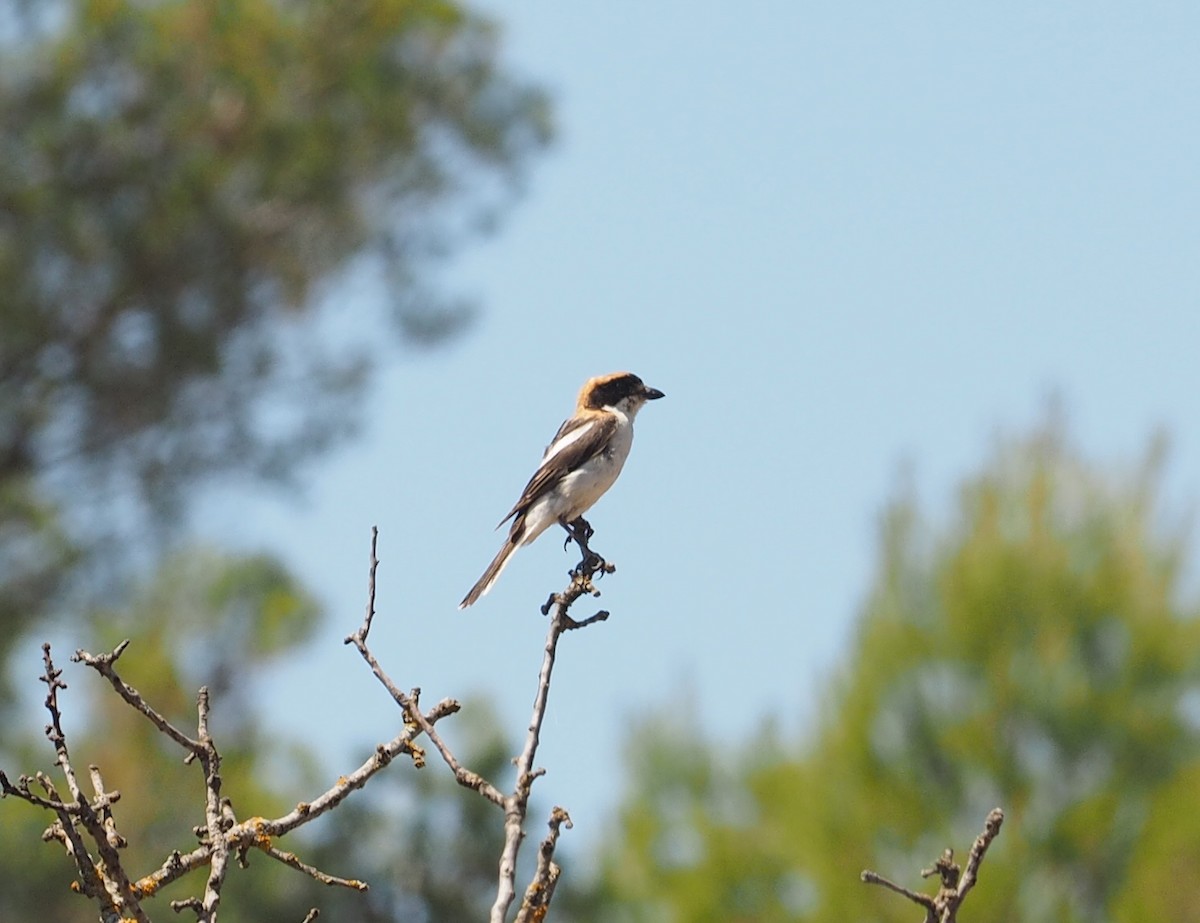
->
[459,371,665,609]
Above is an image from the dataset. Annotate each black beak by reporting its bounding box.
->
[644,387,665,400]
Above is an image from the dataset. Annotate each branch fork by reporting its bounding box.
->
[861,808,1005,923]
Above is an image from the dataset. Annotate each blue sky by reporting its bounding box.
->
[197,2,1200,850]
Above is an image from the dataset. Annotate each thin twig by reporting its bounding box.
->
[355,525,381,642]
[257,843,368,890]
[73,642,202,755]
[405,696,506,805]
[343,531,506,806]
[957,807,1005,904]
[861,870,936,911]
[88,765,127,850]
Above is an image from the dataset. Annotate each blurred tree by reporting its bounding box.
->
[0,0,551,660]
[0,1,553,915]
[572,425,1200,923]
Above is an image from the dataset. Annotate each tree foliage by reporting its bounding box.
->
[0,0,551,640]
[0,2,554,913]
[580,425,1200,922]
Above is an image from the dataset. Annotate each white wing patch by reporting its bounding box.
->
[538,419,597,469]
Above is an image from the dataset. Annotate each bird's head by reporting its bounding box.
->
[577,372,665,417]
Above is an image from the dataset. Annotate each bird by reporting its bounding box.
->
[459,371,665,609]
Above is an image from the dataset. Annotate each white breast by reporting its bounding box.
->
[558,420,633,515]
[518,411,635,544]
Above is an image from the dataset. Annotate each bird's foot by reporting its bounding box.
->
[557,515,613,593]
[559,516,595,553]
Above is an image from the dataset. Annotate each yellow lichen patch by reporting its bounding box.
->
[246,816,273,849]
[133,876,159,896]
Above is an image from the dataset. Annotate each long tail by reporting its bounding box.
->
[459,535,522,609]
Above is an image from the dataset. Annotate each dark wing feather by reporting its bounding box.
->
[496,414,616,527]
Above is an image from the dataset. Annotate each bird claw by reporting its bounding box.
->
[569,551,612,583]
[560,516,595,553]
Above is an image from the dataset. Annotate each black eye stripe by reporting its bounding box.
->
[590,374,643,407]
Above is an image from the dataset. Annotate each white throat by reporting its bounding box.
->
[606,396,644,422]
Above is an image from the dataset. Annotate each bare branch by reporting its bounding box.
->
[343,533,506,807]
[4,524,609,921]
[0,645,154,922]
[861,870,936,915]
[192,687,229,923]
[6,638,427,919]
[343,525,381,645]
[861,808,1005,923]
[344,526,601,922]
[516,807,572,923]
[87,765,127,851]
[131,698,460,900]
[172,896,205,917]
[256,701,456,837]
[957,807,1005,902]
[489,522,609,923]
[407,697,507,806]
[257,842,368,891]
[73,642,202,755]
